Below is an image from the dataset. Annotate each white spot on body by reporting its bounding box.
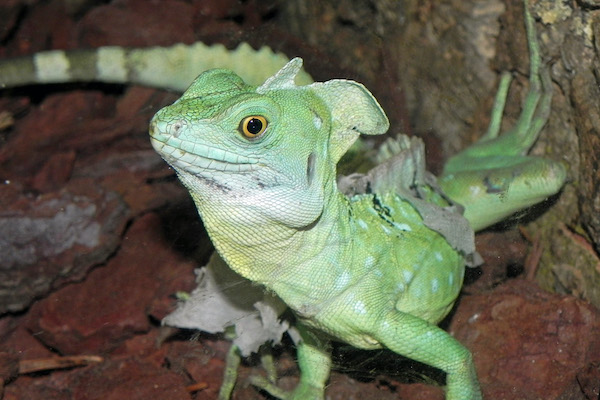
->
[357,219,368,230]
[35,51,70,82]
[313,114,323,130]
[469,185,483,197]
[381,224,391,235]
[431,278,439,293]
[365,256,375,269]
[393,222,412,231]
[402,269,414,283]
[353,300,367,315]
[448,272,454,286]
[434,251,444,261]
[335,271,351,289]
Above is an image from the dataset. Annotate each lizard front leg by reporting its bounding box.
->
[250,324,331,400]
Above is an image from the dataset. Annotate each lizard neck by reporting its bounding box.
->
[195,184,354,311]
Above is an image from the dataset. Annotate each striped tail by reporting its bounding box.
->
[0,42,312,92]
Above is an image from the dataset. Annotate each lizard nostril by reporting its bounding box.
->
[169,120,186,138]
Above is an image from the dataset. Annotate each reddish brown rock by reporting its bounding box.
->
[451,279,600,399]
[31,150,77,193]
[2,0,75,55]
[468,230,529,291]
[24,213,196,355]
[0,179,129,313]
[77,0,196,48]
[0,87,171,189]
[0,351,19,397]
[5,355,191,400]
[0,323,54,360]
[0,92,116,180]
[573,362,600,399]
[165,338,227,398]
[71,357,191,400]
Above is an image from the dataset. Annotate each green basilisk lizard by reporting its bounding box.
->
[0,1,566,399]
[149,2,565,399]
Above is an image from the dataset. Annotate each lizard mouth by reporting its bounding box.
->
[150,129,259,174]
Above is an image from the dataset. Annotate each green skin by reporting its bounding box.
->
[149,2,565,399]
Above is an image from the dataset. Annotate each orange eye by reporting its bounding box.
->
[240,116,268,138]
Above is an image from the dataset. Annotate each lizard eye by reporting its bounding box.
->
[240,116,268,138]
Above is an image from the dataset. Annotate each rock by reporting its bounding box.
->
[0,179,129,313]
[451,279,600,399]
[24,213,196,354]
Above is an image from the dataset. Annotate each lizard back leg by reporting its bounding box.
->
[373,309,482,400]
[439,1,566,231]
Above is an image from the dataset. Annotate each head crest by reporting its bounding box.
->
[257,58,304,93]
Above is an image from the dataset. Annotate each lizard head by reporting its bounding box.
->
[149,58,389,230]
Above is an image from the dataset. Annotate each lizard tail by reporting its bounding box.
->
[0,42,312,92]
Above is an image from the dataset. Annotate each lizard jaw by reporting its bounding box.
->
[149,124,259,175]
